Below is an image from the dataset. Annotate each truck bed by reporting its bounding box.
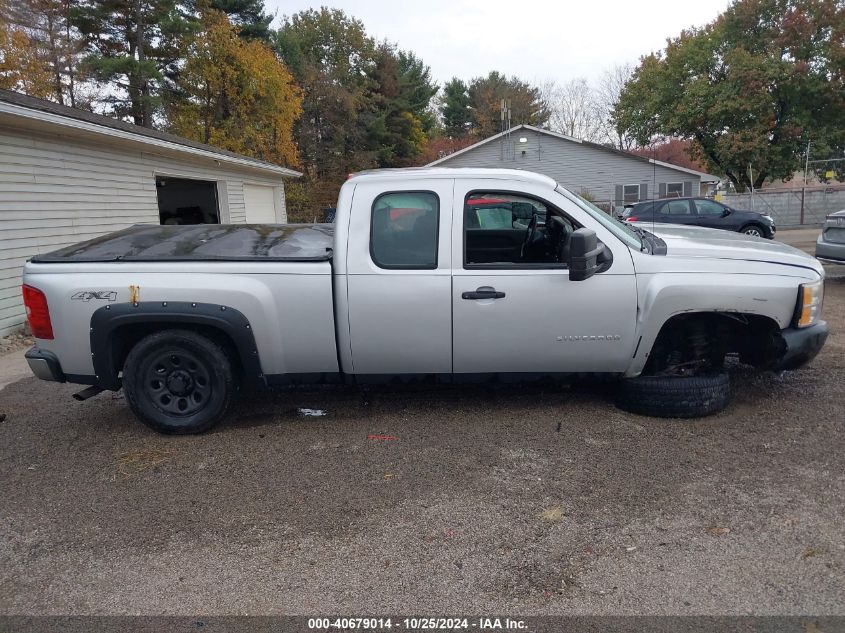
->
[31,224,334,263]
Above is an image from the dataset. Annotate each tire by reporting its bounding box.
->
[123,329,235,434]
[741,224,765,237]
[615,372,730,418]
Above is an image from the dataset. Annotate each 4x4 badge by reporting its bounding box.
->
[71,291,117,302]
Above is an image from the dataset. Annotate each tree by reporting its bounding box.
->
[275,7,375,191]
[363,44,436,167]
[168,10,301,166]
[615,0,844,191]
[73,0,196,126]
[0,16,53,97]
[2,0,87,105]
[467,71,550,137]
[541,77,603,142]
[630,138,710,172]
[207,0,271,41]
[439,77,471,138]
[594,63,634,150]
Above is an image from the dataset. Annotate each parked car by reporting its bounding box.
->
[622,197,776,238]
[816,209,845,264]
[22,168,826,434]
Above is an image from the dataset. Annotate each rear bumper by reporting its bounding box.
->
[25,347,65,382]
[816,236,845,263]
[774,322,828,371]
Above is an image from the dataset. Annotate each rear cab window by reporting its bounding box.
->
[370,191,439,269]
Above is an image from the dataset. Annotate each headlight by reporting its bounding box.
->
[794,280,824,328]
[763,214,774,224]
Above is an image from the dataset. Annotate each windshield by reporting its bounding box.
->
[555,185,643,251]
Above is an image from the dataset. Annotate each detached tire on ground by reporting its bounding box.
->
[123,329,235,434]
[615,372,731,418]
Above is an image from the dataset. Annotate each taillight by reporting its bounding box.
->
[626,216,639,222]
[22,284,54,339]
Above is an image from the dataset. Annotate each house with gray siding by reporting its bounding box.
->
[0,89,300,335]
[428,124,719,209]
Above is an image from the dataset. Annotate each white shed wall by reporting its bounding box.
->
[0,125,288,334]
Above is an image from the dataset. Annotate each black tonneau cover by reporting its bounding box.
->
[31,224,334,263]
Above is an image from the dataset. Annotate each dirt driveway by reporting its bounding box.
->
[0,230,842,616]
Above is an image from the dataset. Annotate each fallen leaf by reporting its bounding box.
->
[539,506,565,522]
[706,526,731,536]
[383,472,395,480]
[368,434,398,441]
[802,547,823,559]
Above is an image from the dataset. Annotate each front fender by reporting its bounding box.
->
[627,273,801,377]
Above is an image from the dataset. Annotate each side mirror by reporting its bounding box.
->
[722,208,731,217]
[568,228,604,281]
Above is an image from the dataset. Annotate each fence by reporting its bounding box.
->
[719,185,845,227]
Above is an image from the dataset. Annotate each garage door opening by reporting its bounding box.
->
[156,176,220,225]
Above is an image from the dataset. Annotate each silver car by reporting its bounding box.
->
[816,209,845,264]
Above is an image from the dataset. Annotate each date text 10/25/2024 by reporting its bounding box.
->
[307,618,529,630]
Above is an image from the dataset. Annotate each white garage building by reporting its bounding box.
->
[0,89,301,335]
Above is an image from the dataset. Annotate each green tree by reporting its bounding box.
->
[467,71,550,137]
[615,0,844,191]
[168,10,301,166]
[364,44,437,166]
[275,7,375,188]
[439,77,471,138]
[73,0,196,126]
[207,0,270,40]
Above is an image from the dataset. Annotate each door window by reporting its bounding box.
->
[694,199,725,216]
[464,192,575,267]
[370,191,439,269]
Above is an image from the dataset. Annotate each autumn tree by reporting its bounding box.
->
[594,63,634,150]
[615,0,844,191]
[0,6,53,97]
[73,0,196,126]
[168,10,300,167]
[467,71,549,137]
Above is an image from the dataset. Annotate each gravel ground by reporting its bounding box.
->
[0,234,842,616]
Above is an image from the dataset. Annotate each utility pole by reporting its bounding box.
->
[801,140,810,225]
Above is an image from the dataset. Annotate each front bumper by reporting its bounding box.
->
[774,321,828,371]
[25,347,65,382]
[816,235,845,263]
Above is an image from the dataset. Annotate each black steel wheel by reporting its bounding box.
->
[123,329,234,434]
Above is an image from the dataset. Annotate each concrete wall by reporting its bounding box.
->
[434,128,702,207]
[0,124,288,335]
[719,187,845,227]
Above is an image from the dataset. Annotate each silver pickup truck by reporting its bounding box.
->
[22,168,828,433]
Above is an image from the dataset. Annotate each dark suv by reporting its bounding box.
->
[622,197,776,239]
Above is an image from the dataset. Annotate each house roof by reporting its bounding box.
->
[0,89,301,177]
[427,124,720,182]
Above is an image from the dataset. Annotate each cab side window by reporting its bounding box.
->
[464,192,575,267]
[370,191,439,269]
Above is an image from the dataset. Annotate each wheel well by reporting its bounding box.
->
[644,312,784,375]
[110,323,244,383]
[740,222,765,231]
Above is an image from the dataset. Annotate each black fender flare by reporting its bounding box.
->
[90,301,263,390]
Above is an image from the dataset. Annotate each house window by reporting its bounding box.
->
[623,184,640,204]
[370,191,439,269]
[666,182,684,198]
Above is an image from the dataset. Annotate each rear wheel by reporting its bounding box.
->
[123,329,235,434]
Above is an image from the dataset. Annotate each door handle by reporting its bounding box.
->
[462,286,506,300]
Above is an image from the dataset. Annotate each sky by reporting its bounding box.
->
[265,0,732,86]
